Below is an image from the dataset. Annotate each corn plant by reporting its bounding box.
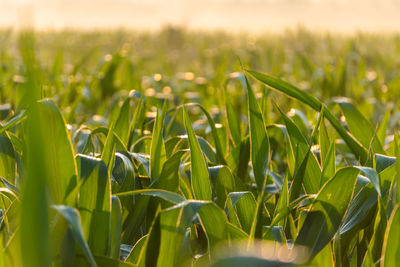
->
[0,29,399,266]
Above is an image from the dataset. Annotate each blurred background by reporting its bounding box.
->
[1,0,400,33]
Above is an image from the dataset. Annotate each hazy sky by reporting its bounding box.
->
[1,0,400,33]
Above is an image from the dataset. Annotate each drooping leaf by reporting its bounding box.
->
[246,70,368,163]
[115,189,186,204]
[52,205,97,267]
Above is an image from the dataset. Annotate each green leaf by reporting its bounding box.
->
[155,150,186,192]
[376,154,396,173]
[185,103,226,164]
[277,106,321,194]
[52,205,97,267]
[150,104,167,181]
[130,152,150,177]
[334,98,384,154]
[21,100,51,267]
[197,203,229,259]
[310,242,334,267]
[0,111,27,135]
[126,235,148,265]
[225,91,241,145]
[382,205,400,266]
[335,182,378,264]
[210,256,295,267]
[353,166,381,196]
[227,223,249,240]
[377,109,390,146]
[209,165,236,207]
[101,122,116,176]
[115,189,186,204]
[226,136,250,182]
[121,196,150,244]
[246,70,368,163]
[92,256,136,267]
[339,183,378,236]
[226,192,257,234]
[289,149,311,202]
[114,98,131,146]
[76,154,110,256]
[318,114,330,165]
[26,100,78,205]
[320,141,336,187]
[245,75,269,191]
[363,199,387,265]
[109,196,122,259]
[127,96,145,149]
[149,200,228,267]
[0,133,16,183]
[395,132,400,201]
[295,167,359,260]
[183,105,212,201]
[272,173,289,227]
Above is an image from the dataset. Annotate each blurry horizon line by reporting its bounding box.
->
[1,0,400,34]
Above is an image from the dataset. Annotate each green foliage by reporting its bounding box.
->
[0,28,400,266]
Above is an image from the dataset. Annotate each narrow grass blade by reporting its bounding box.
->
[225,91,241,145]
[245,75,269,191]
[150,104,167,181]
[185,103,226,164]
[109,196,122,259]
[377,109,390,146]
[101,122,116,176]
[183,105,212,200]
[114,99,131,146]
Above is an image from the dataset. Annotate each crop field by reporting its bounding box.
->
[1,28,400,266]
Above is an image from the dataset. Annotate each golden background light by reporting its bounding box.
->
[1,0,400,32]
